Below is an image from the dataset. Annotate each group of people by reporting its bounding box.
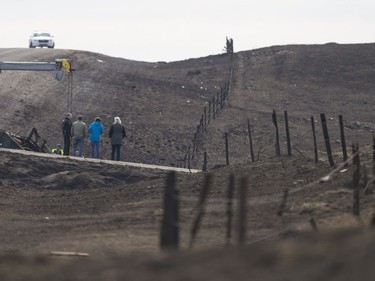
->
[55,113,127,161]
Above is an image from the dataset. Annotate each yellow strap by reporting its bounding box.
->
[62,59,71,72]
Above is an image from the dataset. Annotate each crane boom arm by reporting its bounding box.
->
[0,61,57,71]
[0,58,71,80]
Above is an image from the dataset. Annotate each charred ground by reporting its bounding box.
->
[1,43,375,280]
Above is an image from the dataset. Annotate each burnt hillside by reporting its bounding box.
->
[191,43,375,168]
[1,43,375,168]
[1,44,375,281]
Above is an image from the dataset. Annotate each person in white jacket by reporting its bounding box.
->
[109,117,127,161]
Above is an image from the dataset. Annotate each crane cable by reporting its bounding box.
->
[67,71,73,113]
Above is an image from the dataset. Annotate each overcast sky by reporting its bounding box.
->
[1,0,374,62]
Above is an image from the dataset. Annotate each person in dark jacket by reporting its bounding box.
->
[109,117,127,161]
[61,112,72,156]
[88,117,104,159]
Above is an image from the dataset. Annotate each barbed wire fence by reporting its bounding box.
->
[178,38,374,175]
[182,38,234,170]
[163,37,375,250]
[161,140,375,250]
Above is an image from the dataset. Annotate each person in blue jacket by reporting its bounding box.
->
[88,117,104,158]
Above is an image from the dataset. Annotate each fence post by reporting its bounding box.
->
[192,133,197,153]
[339,115,348,163]
[277,188,289,217]
[187,145,194,169]
[226,81,230,101]
[309,218,319,232]
[189,174,212,249]
[225,133,229,165]
[160,171,179,250]
[311,117,318,163]
[192,136,196,160]
[352,144,360,216]
[372,135,375,177]
[238,177,248,245]
[196,123,200,138]
[226,174,235,245]
[212,95,216,119]
[284,110,292,156]
[224,81,229,102]
[204,107,207,132]
[220,87,224,110]
[183,151,187,168]
[200,115,204,133]
[247,119,255,162]
[208,101,211,124]
[184,146,191,168]
[202,152,207,172]
[216,92,220,114]
[226,37,234,54]
[320,113,334,166]
[272,110,281,157]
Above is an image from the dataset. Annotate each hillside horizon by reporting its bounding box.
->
[1,43,375,169]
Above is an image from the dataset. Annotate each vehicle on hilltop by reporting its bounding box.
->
[29,31,55,48]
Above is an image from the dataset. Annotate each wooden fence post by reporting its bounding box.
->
[320,113,334,166]
[277,188,289,217]
[204,107,207,132]
[225,82,229,101]
[183,146,191,168]
[226,81,230,100]
[212,95,216,119]
[187,145,192,167]
[226,37,234,54]
[189,148,193,169]
[160,171,179,250]
[192,136,196,160]
[189,173,212,248]
[339,115,348,163]
[272,110,281,157]
[216,92,220,114]
[200,115,204,133]
[238,177,248,245]
[284,110,291,156]
[225,133,229,165]
[202,152,207,172]
[226,174,235,245]
[309,218,319,232]
[208,101,211,124]
[220,87,224,110]
[192,133,197,153]
[311,117,318,163]
[247,119,255,162]
[352,144,360,216]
